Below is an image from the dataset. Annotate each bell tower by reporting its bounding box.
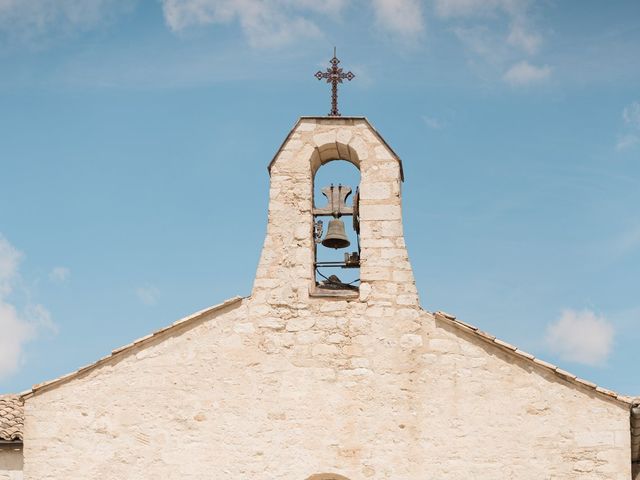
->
[252,116,419,308]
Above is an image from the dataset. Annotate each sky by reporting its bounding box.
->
[0,0,639,396]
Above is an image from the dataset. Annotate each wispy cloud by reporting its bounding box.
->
[434,0,550,84]
[162,0,425,47]
[49,266,70,283]
[503,61,551,86]
[372,0,425,41]
[616,134,639,151]
[0,0,135,47]
[616,101,640,151]
[545,309,614,366]
[623,101,640,129]
[0,234,56,380]
[135,285,160,306]
[434,0,541,55]
[612,224,640,256]
[422,115,445,130]
[162,0,328,48]
[507,19,542,55]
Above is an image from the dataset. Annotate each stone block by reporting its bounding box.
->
[286,317,316,332]
[396,295,418,306]
[360,182,392,200]
[312,344,340,356]
[313,132,337,150]
[297,121,317,132]
[258,317,285,329]
[428,338,459,353]
[342,344,363,356]
[320,301,348,313]
[336,128,353,146]
[400,334,423,349]
[233,323,255,334]
[360,205,402,221]
[326,333,347,344]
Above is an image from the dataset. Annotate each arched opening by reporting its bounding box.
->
[306,474,351,480]
[312,157,360,292]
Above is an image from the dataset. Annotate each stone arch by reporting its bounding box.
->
[310,141,361,177]
[306,474,351,480]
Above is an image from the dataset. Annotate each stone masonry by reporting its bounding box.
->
[20,117,637,479]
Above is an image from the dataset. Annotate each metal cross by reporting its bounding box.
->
[315,47,355,117]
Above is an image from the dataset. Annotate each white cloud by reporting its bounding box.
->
[49,266,70,283]
[503,61,551,86]
[623,101,640,129]
[434,0,523,18]
[136,285,160,306]
[161,0,327,48]
[546,309,614,366]
[162,0,424,47]
[0,234,22,297]
[616,134,639,151]
[423,115,445,129]
[0,301,33,379]
[371,0,425,40]
[452,25,503,64]
[0,0,134,45]
[434,0,548,82]
[613,224,640,255]
[0,234,56,380]
[507,20,542,55]
[615,101,640,152]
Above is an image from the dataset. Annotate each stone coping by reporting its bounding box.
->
[433,311,637,407]
[20,296,245,400]
[267,116,404,181]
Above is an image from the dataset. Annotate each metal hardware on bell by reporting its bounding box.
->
[322,218,350,249]
[344,252,360,268]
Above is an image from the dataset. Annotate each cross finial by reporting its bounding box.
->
[314,47,355,117]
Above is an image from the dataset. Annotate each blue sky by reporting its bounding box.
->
[0,0,639,396]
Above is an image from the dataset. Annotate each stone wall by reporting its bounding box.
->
[22,118,633,479]
[254,117,418,309]
[0,445,22,480]
[23,301,631,479]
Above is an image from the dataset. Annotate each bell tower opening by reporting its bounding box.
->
[312,159,360,293]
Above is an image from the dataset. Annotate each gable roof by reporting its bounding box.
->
[0,395,23,443]
[433,311,636,406]
[433,310,640,464]
[6,297,637,455]
[268,116,405,182]
[20,296,244,400]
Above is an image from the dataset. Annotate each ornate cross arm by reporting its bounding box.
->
[315,47,355,117]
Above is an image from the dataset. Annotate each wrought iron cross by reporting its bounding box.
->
[315,47,355,117]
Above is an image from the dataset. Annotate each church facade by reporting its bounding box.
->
[2,117,639,479]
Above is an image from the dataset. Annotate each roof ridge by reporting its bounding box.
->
[21,296,245,400]
[432,310,634,406]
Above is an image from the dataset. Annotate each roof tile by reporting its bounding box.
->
[0,395,23,442]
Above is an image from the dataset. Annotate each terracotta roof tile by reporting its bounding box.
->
[0,395,23,442]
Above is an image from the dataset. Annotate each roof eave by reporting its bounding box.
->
[21,296,245,400]
[432,310,635,408]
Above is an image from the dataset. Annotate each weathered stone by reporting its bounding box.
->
[286,317,316,332]
[18,117,634,480]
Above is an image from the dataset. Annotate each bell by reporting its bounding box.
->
[322,218,350,249]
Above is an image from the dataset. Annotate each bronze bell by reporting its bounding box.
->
[322,218,350,249]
